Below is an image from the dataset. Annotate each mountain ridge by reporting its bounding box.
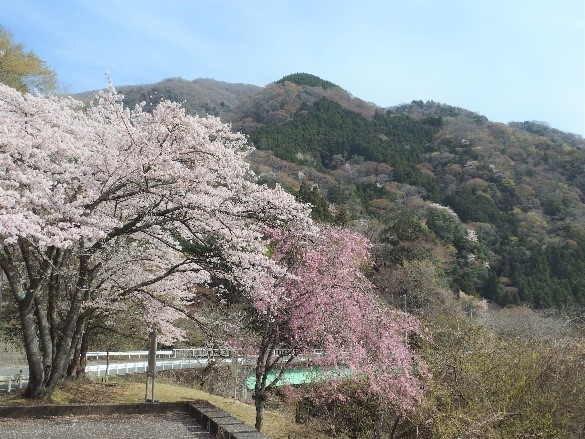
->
[76,73,584,140]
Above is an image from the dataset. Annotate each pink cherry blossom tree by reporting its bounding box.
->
[247,226,427,431]
[0,83,313,398]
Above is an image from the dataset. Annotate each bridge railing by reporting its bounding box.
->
[171,348,231,358]
[85,350,173,361]
[85,358,212,377]
[85,347,325,362]
[0,373,27,393]
[85,348,235,361]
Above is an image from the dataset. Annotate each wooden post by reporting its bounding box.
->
[231,350,238,400]
[145,331,157,403]
[105,350,109,382]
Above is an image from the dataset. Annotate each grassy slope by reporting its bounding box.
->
[0,377,325,439]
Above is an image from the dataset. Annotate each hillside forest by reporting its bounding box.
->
[117,73,585,309]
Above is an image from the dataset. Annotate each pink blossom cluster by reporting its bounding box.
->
[257,227,428,413]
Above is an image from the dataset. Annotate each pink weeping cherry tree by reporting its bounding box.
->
[0,83,314,399]
[247,226,428,431]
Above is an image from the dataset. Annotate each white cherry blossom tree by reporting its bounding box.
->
[0,83,313,398]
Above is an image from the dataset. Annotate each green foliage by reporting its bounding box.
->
[450,264,489,296]
[541,194,573,219]
[426,208,459,243]
[509,120,584,148]
[445,189,503,224]
[353,182,391,213]
[502,232,585,307]
[0,26,57,93]
[333,205,351,226]
[295,180,334,223]
[389,100,463,118]
[276,72,340,90]
[249,97,440,199]
[385,209,430,243]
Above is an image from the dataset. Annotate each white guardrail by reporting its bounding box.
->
[85,348,232,361]
[0,348,232,393]
[0,373,26,393]
[85,350,174,361]
[0,358,216,393]
[86,357,214,377]
[0,347,324,392]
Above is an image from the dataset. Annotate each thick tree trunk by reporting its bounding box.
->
[390,415,401,439]
[252,308,296,432]
[45,289,85,396]
[254,352,267,431]
[47,248,65,355]
[254,313,273,432]
[18,299,46,398]
[33,294,53,378]
[1,250,47,398]
[43,252,90,397]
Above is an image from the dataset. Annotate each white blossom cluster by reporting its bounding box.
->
[0,84,314,341]
[429,202,459,220]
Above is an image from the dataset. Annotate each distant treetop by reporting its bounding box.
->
[276,72,340,90]
[0,26,57,94]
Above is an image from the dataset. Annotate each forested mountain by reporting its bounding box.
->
[86,73,585,309]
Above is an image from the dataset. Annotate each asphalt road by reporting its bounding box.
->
[0,412,214,438]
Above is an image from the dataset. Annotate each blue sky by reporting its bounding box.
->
[1,0,584,135]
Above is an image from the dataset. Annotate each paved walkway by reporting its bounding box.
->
[0,412,214,438]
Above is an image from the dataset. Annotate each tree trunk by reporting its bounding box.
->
[18,299,46,398]
[67,316,88,377]
[1,250,46,398]
[77,329,90,378]
[254,318,272,432]
[33,294,53,379]
[254,386,266,431]
[43,253,90,397]
[390,415,401,439]
[44,290,84,397]
[254,357,267,431]
[68,326,90,378]
[254,336,272,432]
